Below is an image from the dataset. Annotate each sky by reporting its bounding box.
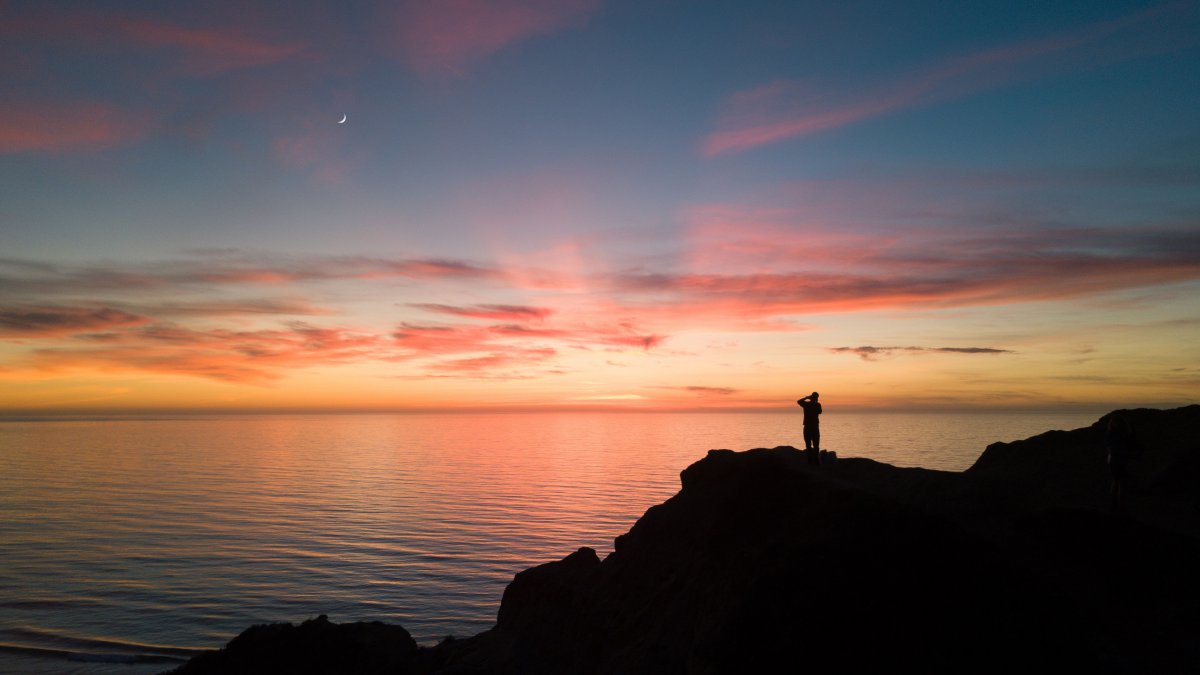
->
[2,0,1199,413]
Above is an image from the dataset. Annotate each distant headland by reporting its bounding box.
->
[169,405,1200,674]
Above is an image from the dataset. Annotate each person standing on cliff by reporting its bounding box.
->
[797,393,822,465]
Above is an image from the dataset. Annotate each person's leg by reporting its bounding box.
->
[812,428,820,452]
[803,427,817,463]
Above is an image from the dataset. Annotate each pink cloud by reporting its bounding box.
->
[546,214,1200,329]
[391,323,499,354]
[273,133,327,168]
[113,17,303,75]
[270,121,366,185]
[602,247,1200,317]
[388,316,664,378]
[389,321,576,379]
[681,203,891,274]
[702,82,898,157]
[392,0,601,77]
[602,330,666,350]
[1,9,308,153]
[425,347,557,374]
[4,11,303,76]
[702,3,1192,156]
[0,101,152,153]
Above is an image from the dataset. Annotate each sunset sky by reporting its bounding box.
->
[2,0,1198,412]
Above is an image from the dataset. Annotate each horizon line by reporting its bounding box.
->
[0,402,1183,419]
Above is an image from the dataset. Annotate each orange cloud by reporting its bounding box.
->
[392,0,601,77]
[411,303,554,321]
[391,323,500,354]
[425,347,557,375]
[21,322,384,383]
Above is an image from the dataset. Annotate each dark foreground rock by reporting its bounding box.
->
[170,405,1200,674]
[169,615,417,675]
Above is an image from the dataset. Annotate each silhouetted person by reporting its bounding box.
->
[1104,413,1138,516]
[797,392,822,465]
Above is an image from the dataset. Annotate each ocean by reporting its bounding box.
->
[0,410,1103,674]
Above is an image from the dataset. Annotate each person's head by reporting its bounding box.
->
[811,392,819,400]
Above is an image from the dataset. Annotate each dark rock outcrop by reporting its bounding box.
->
[964,406,1200,535]
[171,405,1200,674]
[439,448,1094,674]
[168,615,418,675]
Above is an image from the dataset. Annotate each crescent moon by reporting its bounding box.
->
[338,114,347,124]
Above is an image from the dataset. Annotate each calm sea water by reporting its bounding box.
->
[0,411,1102,673]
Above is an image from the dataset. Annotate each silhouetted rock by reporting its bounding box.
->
[443,448,1099,674]
[169,405,1200,674]
[964,406,1200,534]
[168,614,418,675]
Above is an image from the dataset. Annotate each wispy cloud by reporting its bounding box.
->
[647,385,739,396]
[3,10,304,76]
[6,217,1200,323]
[424,347,558,376]
[830,346,1014,361]
[0,255,499,296]
[702,2,1196,156]
[0,101,154,154]
[649,206,1200,319]
[411,303,554,321]
[382,315,663,378]
[2,220,1197,384]
[112,16,304,75]
[597,231,1200,316]
[21,322,384,383]
[135,299,330,318]
[0,305,147,337]
[0,7,310,154]
[391,319,665,366]
[391,0,601,77]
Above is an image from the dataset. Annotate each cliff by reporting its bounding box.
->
[170,405,1200,674]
